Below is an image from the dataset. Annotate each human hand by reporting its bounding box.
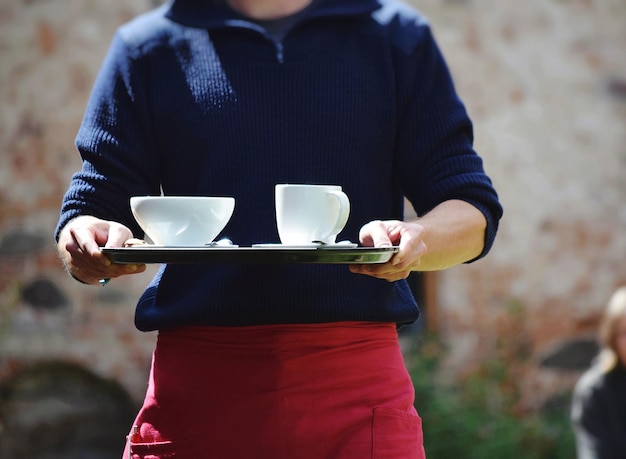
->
[349,220,427,282]
[57,215,146,285]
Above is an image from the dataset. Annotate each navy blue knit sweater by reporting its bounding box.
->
[55,0,502,331]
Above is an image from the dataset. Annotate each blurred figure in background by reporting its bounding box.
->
[571,286,626,459]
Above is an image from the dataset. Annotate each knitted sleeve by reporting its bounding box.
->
[54,31,161,241]
[391,21,502,261]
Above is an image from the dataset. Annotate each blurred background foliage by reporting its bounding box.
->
[409,331,576,459]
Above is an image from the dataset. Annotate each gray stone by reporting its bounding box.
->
[607,77,626,100]
[0,361,136,459]
[21,278,69,310]
[0,229,48,256]
[539,339,599,371]
[96,287,132,305]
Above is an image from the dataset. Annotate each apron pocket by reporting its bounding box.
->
[130,438,198,459]
[372,407,424,459]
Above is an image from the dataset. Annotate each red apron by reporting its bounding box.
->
[123,322,425,459]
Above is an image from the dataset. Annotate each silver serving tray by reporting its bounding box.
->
[102,246,399,265]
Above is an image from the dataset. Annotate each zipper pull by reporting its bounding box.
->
[275,41,284,63]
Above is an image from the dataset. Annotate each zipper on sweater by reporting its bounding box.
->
[273,40,285,63]
[228,21,286,63]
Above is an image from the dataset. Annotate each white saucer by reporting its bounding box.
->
[124,244,240,248]
[252,242,358,249]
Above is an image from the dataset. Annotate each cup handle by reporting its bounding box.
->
[321,190,350,243]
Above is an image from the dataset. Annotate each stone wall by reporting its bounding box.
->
[0,0,164,403]
[1,0,625,415]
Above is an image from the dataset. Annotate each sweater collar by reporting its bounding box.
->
[165,0,381,29]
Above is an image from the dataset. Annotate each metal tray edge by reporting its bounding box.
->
[102,246,399,265]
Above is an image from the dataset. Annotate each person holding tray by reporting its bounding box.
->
[55,0,503,457]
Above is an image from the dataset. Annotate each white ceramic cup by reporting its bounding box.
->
[275,184,350,245]
[130,196,235,246]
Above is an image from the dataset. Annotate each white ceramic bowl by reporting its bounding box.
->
[130,196,235,246]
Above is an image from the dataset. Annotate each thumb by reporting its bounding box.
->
[360,220,393,248]
[104,223,134,248]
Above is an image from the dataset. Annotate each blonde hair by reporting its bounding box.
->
[597,286,626,372]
